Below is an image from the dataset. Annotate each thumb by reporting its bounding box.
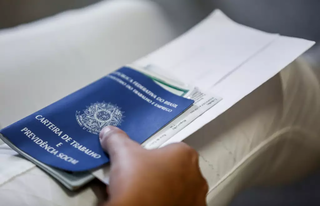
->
[99,126,140,161]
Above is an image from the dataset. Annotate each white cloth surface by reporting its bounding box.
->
[0,1,176,205]
[188,59,320,205]
[0,0,176,128]
[2,59,320,206]
[0,143,34,186]
[1,1,320,206]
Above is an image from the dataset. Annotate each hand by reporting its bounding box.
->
[98,126,208,206]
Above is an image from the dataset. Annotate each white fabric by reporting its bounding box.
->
[1,1,320,206]
[0,143,34,186]
[0,1,176,205]
[187,59,320,205]
[0,0,176,128]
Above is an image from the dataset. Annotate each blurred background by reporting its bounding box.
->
[1,0,320,205]
[2,0,320,63]
[1,0,320,40]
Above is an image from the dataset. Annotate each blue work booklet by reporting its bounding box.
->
[0,67,194,189]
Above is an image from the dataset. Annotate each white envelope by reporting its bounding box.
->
[92,10,315,183]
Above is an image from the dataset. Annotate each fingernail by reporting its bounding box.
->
[99,126,111,141]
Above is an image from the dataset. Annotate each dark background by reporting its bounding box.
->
[1,0,320,42]
[2,0,319,63]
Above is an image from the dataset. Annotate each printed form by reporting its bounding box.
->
[92,10,314,183]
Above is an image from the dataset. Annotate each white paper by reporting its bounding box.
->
[135,10,278,91]
[143,91,221,149]
[92,10,314,183]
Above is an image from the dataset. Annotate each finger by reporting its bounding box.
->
[99,126,140,161]
[160,142,198,158]
[105,184,110,197]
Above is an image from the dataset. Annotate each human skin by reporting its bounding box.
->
[99,126,208,206]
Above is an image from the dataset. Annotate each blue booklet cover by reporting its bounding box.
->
[0,67,193,172]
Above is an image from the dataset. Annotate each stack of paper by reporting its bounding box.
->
[93,10,314,183]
